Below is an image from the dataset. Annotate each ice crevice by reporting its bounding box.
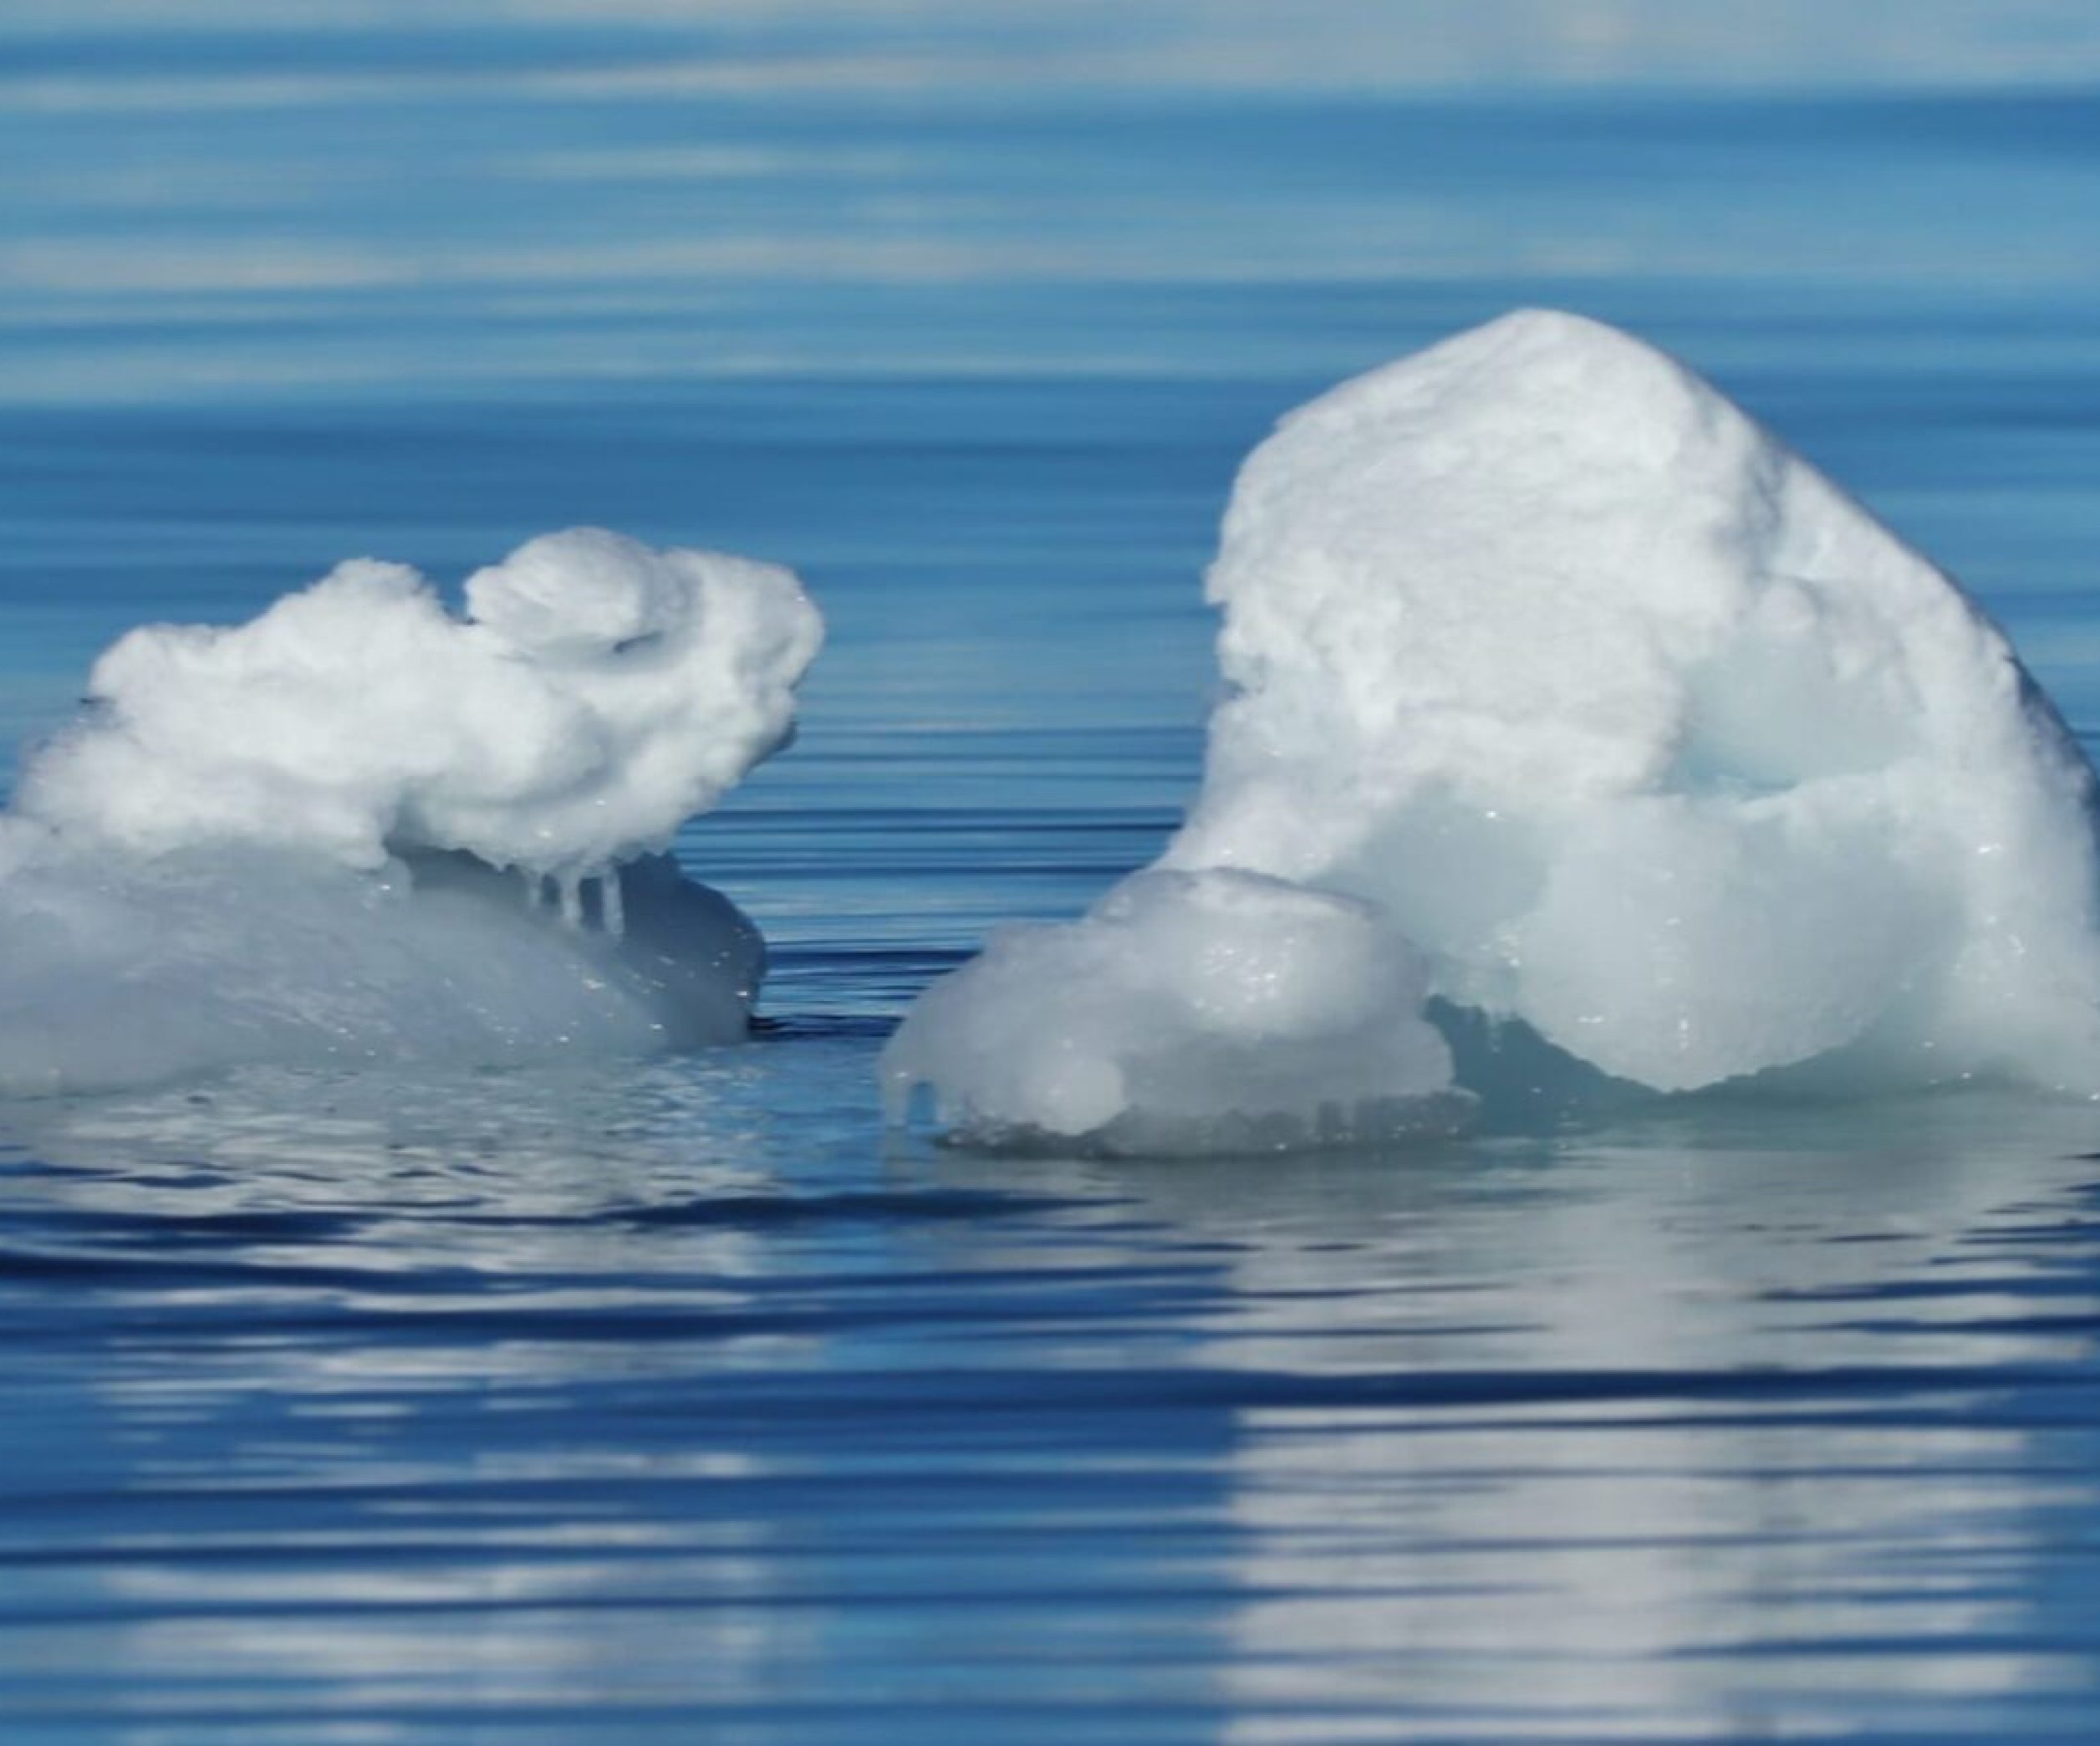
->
[885,309,2100,1153]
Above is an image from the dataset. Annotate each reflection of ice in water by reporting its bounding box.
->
[97,1447,793,1727]
[1219,1417,2047,1740]
[0,1053,881,1722]
[12,1069,2100,1732]
[957,1098,2100,1736]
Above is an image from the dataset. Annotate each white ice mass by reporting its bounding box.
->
[0,528,822,1095]
[889,868,1467,1155]
[886,309,2100,1150]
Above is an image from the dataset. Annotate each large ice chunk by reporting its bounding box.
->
[889,310,2100,1148]
[0,528,820,1095]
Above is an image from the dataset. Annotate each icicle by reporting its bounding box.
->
[524,868,547,911]
[599,866,625,940]
[558,871,583,929]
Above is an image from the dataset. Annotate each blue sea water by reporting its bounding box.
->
[6,3,2100,1739]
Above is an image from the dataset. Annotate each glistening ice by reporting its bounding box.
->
[885,310,2100,1152]
[0,528,822,1095]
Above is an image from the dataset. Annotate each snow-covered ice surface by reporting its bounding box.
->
[889,311,2100,1147]
[0,528,820,1093]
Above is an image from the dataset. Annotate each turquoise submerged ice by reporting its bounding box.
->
[0,528,822,1095]
[886,310,2100,1150]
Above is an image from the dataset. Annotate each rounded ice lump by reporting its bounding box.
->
[887,309,2100,1151]
[0,528,822,1095]
[883,869,1470,1156]
[18,527,817,883]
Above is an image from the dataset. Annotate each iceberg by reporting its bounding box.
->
[886,310,2100,1150]
[0,528,822,1095]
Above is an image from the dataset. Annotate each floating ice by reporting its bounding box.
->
[18,528,818,883]
[888,309,2100,1150]
[0,528,820,1095]
[883,869,1469,1155]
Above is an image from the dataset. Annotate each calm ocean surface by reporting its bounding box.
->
[6,4,2100,1739]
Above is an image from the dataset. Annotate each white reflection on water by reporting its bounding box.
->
[0,1059,840,1723]
[949,1099,2100,1735]
[6,1054,2100,1733]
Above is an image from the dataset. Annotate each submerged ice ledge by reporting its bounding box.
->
[0,528,821,1095]
[886,309,2100,1153]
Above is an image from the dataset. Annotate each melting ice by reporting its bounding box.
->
[887,310,2100,1151]
[0,528,822,1095]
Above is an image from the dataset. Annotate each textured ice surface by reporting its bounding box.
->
[883,869,1469,1155]
[889,310,2100,1149]
[18,528,821,881]
[0,529,818,1095]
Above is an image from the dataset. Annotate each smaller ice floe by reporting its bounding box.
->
[887,309,2100,1153]
[0,528,820,1096]
[882,869,1471,1155]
